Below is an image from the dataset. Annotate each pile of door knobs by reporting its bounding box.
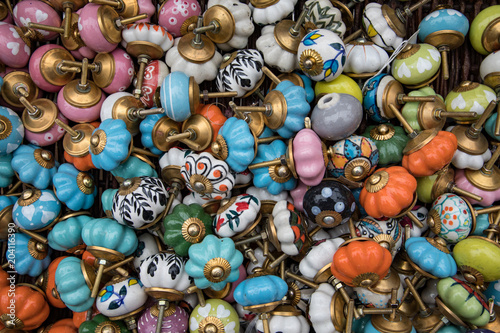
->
[1,0,500,332]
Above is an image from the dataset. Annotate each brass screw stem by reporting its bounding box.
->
[406,211,424,228]
[398,95,436,103]
[331,278,360,319]
[117,13,148,27]
[200,91,238,100]
[233,105,269,113]
[495,104,500,136]
[483,143,500,172]
[134,56,150,99]
[262,67,281,85]
[131,147,159,158]
[257,136,283,144]
[63,3,74,39]
[78,58,90,92]
[429,321,446,333]
[289,7,308,37]
[400,273,422,304]
[404,277,430,315]
[89,0,121,8]
[487,211,500,241]
[285,271,319,289]
[19,96,40,118]
[192,16,204,48]
[260,313,271,333]
[389,104,418,138]
[6,180,22,195]
[248,159,281,170]
[102,256,134,274]
[346,300,355,333]
[131,108,164,119]
[18,228,48,244]
[241,244,258,264]
[91,259,107,298]
[268,253,289,269]
[439,46,450,81]
[60,60,99,71]
[54,119,82,141]
[475,206,500,216]
[58,66,82,73]
[234,234,263,246]
[28,22,64,33]
[166,131,192,143]
[193,21,218,35]
[390,289,398,321]
[451,186,483,202]
[358,308,394,315]
[468,100,497,138]
[343,29,363,44]
[14,85,29,98]
[408,0,431,14]
[164,184,181,214]
[436,111,477,119]
[156,300,168,333]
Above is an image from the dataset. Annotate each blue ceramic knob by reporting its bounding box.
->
[405,237,457,278]
[13,189,61,231]
[160,71,192,122]
[296,72,315,103]
[139,114,181,155]
[0,154,14,187]
[111,155,158,182]
[270,81,310,139]
[250,140,297,195]
[418,9,469,46]
[11,144,59,189]
[90,119,132,171]
[55,256,95,312]
[0,195,17,240]
[484,112,500,141]
[53,163,97,211]
[362,73,399,123]
[81,218,138,256]
[473,206,492,236]
[185,235,243,291]
[140,114,164,155]
[47,213,92,253]
[212,117,256,173]
[101,188,118,217]
[9,232,51,277]
[0,106,24,155]
[234,275,288,306]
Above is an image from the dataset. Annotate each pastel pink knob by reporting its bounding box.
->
[57,84,105,123]
[454,169,500,207]
[100,48,135,94]
[29,44,69,93]
[13,0,61,40]
[158,0,201,37]
[293,129,326,186]
[25,113,68,147]
[78,3,118,53]
[290,180,309,212]
[0,23,31,68]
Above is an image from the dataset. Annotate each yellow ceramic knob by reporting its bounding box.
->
[314,74,363,103]
[470,5,500,55]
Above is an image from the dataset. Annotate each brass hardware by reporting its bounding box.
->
[482,16,500,53]
[1,71,39,109]
[464,142,500,191]
[315,210,342,228]
[152,117,182,152]
[89,130,108,155]
[351,272,380,288]
[34,149,56,169]
[299,49,323,76]
[198,316,225,333]
[249,0,279,8]
[18,188,42,207]
[76,172,95,195]
[117,177,141,196]
[194,5,235,44]
[0,314,24,330]
[274,9,307,55]
[28,238,49,260]
[364,171,390,193]
[58,120,96,157]
[39,47,77,87]
[165,114,213,151]
[89,0,139,18]
[181,217,206,244]
[22,99,59,133]
[0,115,12,141]
[370,124,395,141]
[203,257,231,283]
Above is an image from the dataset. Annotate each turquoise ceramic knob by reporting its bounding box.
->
[13,188,61,231]
[111,155,158,183]
[0,154,14,187]
[53,163,97,211]
[96,276,148,319]
[297,28,346,82]
[102,188,118,218]
[0,106,24,155]
[211,117,256,173]
[185,235,243,291]
[9,232,51,277]
[90,119,132,171]
[47,213,92,253]
[473,206,492,236]
[0,195,17,240]
[11,144,59,189]
[140,114,181,155]
[81,218,138,256]
[250,140,297,195]
[405,237,457,278]
[160,71,192,122]
[234,275,288,306]
[362,73,406,123]
[55,256,95,312]
[418,8,469,80]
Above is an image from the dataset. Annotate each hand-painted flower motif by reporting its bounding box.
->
[139,252,191,291]
[273,200,307,256]
[181,152,235,200]
[97,277,147,316]
[213,194,261,238]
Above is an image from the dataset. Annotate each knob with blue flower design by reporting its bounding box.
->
[52,163,96,211]
[0,106,24,156]
[418,7,469,80]
[11,145,59,189]
[55,256,96,312]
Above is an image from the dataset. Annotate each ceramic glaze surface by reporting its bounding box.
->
[0,106,24,155]
[137,60,169,108]
[293,128,325,185]
[101,48,135,94]
[0,23,31,68]
[13,189,61,230]
[81,218,138,256]
[160,71,192,122]
[362,73,395,123]
[12,144,59,189]
[139,252,191,291]
[138,305,189,333]
[250,0,297,26]
[355,216,403,252]
[111,155,158,182]
[57,84,105,123]
[90,119,132,171]
[418,9,469,42]
[405,237,457,278]
[158,0,201,37]
[55,256,94,312]
[97,277,148,317]
[431,193,473,243]
[256,24,298,73]
[445,83,496,121]
[344,40,388,74]
[10,232,51,277]
[216,117,255,173]
[304,0,346,37]
[25,112,67,147]
[271,80,310,138]
[362,2,403,51]
[391,44,441,86]
[214,194,260,238]
[327,135,379,179]
[47,214,92,252]
[78,4,118,53]
[13,0,61,40]
[453,237,500,282]
[469,5,500,55]
[189,299,239,333]
[272,201,307,255]
[53,163,96,211]
[233,275,288,306]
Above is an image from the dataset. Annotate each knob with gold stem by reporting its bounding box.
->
[57,58,105,123]
[39,0,86,39]
[88,0,139,18]
[163,114,213,151]
[55,118,96,161]
[0,71,39,110]
[480,53,500,139]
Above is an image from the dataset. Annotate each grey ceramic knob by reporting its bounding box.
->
[311,93,363,141]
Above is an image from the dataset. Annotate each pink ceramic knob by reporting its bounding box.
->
[293,129,326,186]
[0,22,31,68]
[137,305,189,333]
[137,0,155,23]
[29,44,68,93]
[70,46,97,60]
[136,60,169,108]
[290,180,309,212]
[78,3,119,53]
[100,48,135,94]
[454,169,500,207]
[158,0,201,37]
[57,84,105,123]
[25,112,68,146]
[13,0,61,40]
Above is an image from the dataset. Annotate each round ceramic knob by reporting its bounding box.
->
[13,0,62,40]
[0,156,15,188]
[362,73,402,123]
[327,135,379,182]
[10,233,52,277]
[12,145,59,189]
[249,0,296,26]
[138,304,189,333]
[53,163,96,211]
[135,60,169,108]
[216,49,264,98]
[139,252,191,291]
[362,124,409,166]
[47,213,92,253]
[0,23,31,68]
[406,237,457,278]
[299,237,344,279]
[297,28,346,82]
[93,48,135,94]
[303,180,356,228]
[428,193,474,244]
[13,189,61,232]
[29,44,77,93]
[480,50,500,90]
[445,81,496,123]
[23,99,68,147]
[214,194,261,238]
[311,93,363,141]
[454,237,500,283]
[158,0,201,37]
[96,276,148,319]
[57,82,105,123]
[344,39,389,77]
[90,119,132,171]
[362,2,404,51]
[391,43,441,87]
[256,310,310,333]
[470,5,500,55]
[454,168,500,207]
[189,299,240,333]
[159,71,195,122]
[400,86,447,131]
[0,106,24,155]
[355,217,403,253]
[121,22,174,55]
[293,128,326,186]
[304,0,346,38]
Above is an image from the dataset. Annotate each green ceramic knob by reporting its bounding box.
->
[437,277,490,327]
[314,74,363,103]
[79,314,130,333]
[453,236,500,282]
[445,81,496,123]
[361,123,409,166]
[401,86,444,131]
[189,299,240,333]
[470,5,500,55]
[416,174,437,204]
[391,43,441,86]
[163,203,213,257]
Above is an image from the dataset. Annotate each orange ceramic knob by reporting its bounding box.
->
[196,104,227,153]
[46,318,78,333]
[330,239,392,287]
[402,131,457,177]
[0,285,50,330]
[64,152,96,172]
[41,256,68,309]
[0,267,8,289]
[359,166,417,218]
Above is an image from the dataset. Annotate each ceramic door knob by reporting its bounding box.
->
[0,23,31,68]
[0,284,50,330]
[304,0,346,37]
[293,128,326,186]
[139,252,191,291]
[13,188,61,233]
[445,81,496,123]
[13,0,62,40]
[405,237,457,278]
[96,276,148,320]
[470,5,500,55]
[53,163,97,211]
[22,99,68,147]
[391,43,441,87]
[0,106,24,155]
[344,39,389,77]
[158,0,201,37]
[55,256,96,312]
[9,232,52,277]
[138,304,189,333]
[47,213,92,253]
[189,299,240,333]
[250,0,297,26]
[135,60,169,108]
[11,145,59,189]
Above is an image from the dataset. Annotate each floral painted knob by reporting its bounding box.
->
[181,152,235,200]
[355,217,403,254]
[52,163,96,211]
[158,0,201,37]
[391,43,441,87]
[163,203,214,256]
[185,235,243,291]
[139,252,191,292]
[13,0,62,40]
[90,119,132,171]
[112,176,168,229]
[189,299,239,333]
[213,194,260,238]
[0,106,24,155]
[298,28,346,82]
[405,237,457,278]
[216,49,264,98]
[304,0,346,37]
[12,145,59,189]
[344,39,388,77]
[136,60,169,108]
[469,5,500,55]
[327,135,379,182]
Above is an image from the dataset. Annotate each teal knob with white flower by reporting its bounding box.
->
[90,119,132,171]
[298,28,346,82]
[185,235,243,291]
[11,144,59,189]
[0,154,14,187]
[189,299,240,333]
[53,163,96,211]
[13,189,61,232]
[0,106,24,155]
[391,43,441,87]
[96,276,148,319]
[445,81,496,124]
